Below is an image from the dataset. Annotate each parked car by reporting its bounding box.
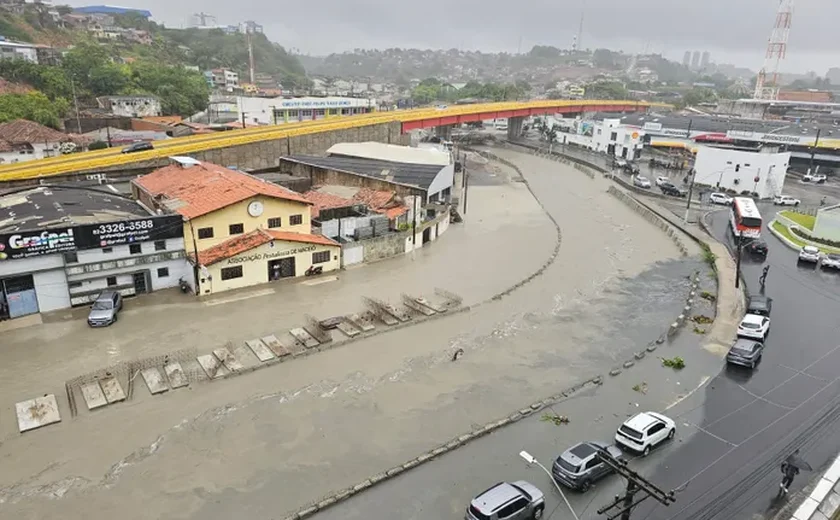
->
[798,245,821,263]
[655,176,670,187]
[803,173,827,184]
[822,253,840,270]
[552,442,624,492]
[774,195,801,206]
[745,239,768,257]
[737,314,770,340]
[726,338,765,369]
[614,412,676,456]
[633,175,652,189]
[627,163,640,175]
[660,182,688,197]
[466,481,545,520]
[709,192,733,205]
[747,295,773,316]
[87,290,123,327]
[121,141,154,154]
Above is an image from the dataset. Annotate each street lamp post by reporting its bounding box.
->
[735,232,743,289]
[519,450,580,520]
[683,167,696,223]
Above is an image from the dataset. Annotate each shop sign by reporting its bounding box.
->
[74,215,183,249]
[226,245,318,265]
[0,228,76,260]
[0,215,184,261]
[643,122,662,132]
[279,99,354,109]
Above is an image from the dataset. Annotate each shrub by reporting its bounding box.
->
[662,356,686,370]
[88,140,109,150]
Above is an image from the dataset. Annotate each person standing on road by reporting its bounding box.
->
[760,265,770,288]
[781,450,802,493]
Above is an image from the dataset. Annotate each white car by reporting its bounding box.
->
[655,176,670,187]
[803,173,827,184]
[615,412,676,456]
[737,314,770,340]
[822,253,840,269]
[774,195,801,206]
[709,192,733,205]
[799,245,821,263]
[633,176,652,189]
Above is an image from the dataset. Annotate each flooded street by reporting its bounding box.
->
[0,149,701,520]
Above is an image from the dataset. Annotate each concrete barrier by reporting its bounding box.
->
[606,185,689,257]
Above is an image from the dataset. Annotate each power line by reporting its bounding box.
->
[595,447,676,520]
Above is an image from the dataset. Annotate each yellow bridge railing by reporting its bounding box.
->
[0,100,659,182]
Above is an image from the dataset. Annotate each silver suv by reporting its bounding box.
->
[552,441,624,492]
[87,290,123,327]
[466,481,545,520]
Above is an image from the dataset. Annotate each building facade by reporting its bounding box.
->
[0,41,38,63]
[98,95,162,118]
[217,96,377,126]
[0,215,188,319]
[693,147,790,199]
[131,158,340,295]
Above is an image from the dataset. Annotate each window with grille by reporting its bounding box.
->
[268,217,282,228]
[312,251,330,264]
[198,227,214,239]
[289,214,303,225]
[221,266,243,280]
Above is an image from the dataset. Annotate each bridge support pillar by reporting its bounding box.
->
[435,124,453,140]
[507,117,524,140]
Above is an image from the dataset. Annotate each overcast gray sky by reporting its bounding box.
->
[66,0,839,73]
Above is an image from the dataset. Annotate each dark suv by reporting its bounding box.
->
[747,295,772,316]
[552,442,624,492]
[659,182,687,197]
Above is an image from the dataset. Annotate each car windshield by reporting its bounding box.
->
[732,343,755,354]
[830,255,840,260]
[637,177,648,182]
[619,424,643,440]
[740,321,760,329]
[804,247,819,254]
[92,300,113,310]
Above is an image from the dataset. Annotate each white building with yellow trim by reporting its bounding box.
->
[131,158,340,295]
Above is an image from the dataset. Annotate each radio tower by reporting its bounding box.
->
[753,0,794,100]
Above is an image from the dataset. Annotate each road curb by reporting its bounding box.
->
[283,235,703,520]
[791,452,840,520]
[466,148,564,303]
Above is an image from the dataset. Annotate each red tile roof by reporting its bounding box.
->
[351,188,395,210]
[192,228,338,266]
[0,119,75,144]
[133,161,311,220]
[303,189,355,218]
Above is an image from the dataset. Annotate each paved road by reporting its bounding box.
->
[633,207,840,520]
[311,204,840,520]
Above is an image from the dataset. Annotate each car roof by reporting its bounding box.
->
[742,313,765,324]
[829,254,840,259]
[803,246,819,252]
[473,482,522,513]
[562,442,597,464]
[625,412,659,431]
[96,290,118,299]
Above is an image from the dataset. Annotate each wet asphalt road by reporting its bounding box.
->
[633,208,840,520]
[311,205,840,520]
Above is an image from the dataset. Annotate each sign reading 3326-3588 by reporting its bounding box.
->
[94,220,155,236]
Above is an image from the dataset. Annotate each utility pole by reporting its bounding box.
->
[683,167,696,223]
[595,447,676,520]
[105,124,112,148]
[735,232,743,289]
[71,78,82,134]
[241,111,246,129]
[809,128,821,174]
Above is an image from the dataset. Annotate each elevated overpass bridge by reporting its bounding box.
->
[0,100,655,184]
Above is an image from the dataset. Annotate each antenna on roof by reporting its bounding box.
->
[169,156,201,168]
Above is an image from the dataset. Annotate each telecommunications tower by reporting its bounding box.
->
[753,0,795,100]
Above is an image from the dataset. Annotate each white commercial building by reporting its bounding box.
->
[693,147,790,199]
[590,118,645,160]
[98,95,162,118]
[0,187,190,320]
[210,96,377,125]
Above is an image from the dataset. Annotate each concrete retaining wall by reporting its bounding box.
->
[607,185,689,257]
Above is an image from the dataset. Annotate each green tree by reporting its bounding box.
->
[586,81,629,100]
[0,91,69,128]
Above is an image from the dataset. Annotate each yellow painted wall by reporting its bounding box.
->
[184,196,312,251]
[200,238,340,294]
